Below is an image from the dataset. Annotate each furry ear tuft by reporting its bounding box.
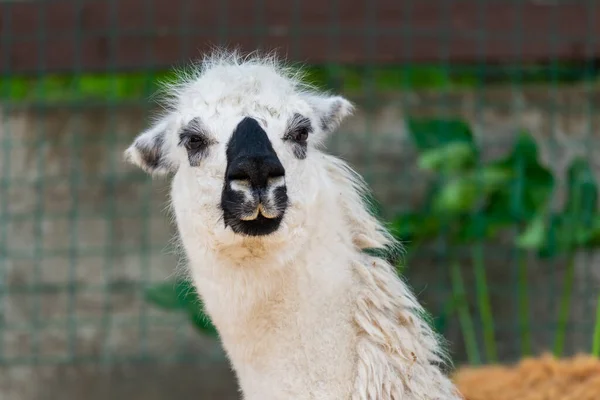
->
[304,94,354,134]
[124,115,179,175]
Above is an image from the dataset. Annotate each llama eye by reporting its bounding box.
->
[292,128,309,143]
[186,135,206,150]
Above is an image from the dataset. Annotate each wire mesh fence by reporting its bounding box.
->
[1,0,600,397]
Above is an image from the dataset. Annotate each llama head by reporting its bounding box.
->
[124,51,354,259]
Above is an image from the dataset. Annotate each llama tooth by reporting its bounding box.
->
[257,203,278,219]
[239,207,259,221]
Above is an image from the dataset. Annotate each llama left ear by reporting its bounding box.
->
[124,114,180,175]
[304,94,354,134]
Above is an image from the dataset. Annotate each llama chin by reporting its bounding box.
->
[125,49,464,400]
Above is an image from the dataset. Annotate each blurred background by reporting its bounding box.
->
[1,0,600,399]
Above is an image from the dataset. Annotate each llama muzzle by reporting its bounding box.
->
[220,117,289,236]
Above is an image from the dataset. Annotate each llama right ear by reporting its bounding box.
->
[124,114,180,175]
[304,94,354,134]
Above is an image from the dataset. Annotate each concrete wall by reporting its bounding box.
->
[1,84,599,398]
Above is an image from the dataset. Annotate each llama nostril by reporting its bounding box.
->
[267,176,285,188]
[229,179,252,189]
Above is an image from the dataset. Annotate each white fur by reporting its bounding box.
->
[124,50,463,400]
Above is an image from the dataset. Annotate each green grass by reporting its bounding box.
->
[1,63,599,104]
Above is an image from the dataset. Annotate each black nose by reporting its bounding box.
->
[226,154,285,189]
[221,117,288,236]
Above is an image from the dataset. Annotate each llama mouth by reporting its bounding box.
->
[221,191,287,236]
[221,183,288,236]
[239,204,280,221]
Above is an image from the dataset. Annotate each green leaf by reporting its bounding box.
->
[185,300,219,337]
[145,279,219,337]
[548,158,600,253]
[579,217,600,247]
[145,280,194,310]
[457,214,506,242]
[535,214,564,259]
[433,177,480,214]
[516,212,548,249]
[406,118,476,153]
[535,214,590,259]
[564,158,598,228]
[391,211,438,240]
[484,132,554,221]
[417,142,477,173]
[478,166,513,189]
[432,168,511,215]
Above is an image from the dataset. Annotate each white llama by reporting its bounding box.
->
[124,50,463,400]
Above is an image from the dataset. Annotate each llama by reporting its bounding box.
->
[124,50,463,400]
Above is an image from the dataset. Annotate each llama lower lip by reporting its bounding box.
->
[226,213,284,236]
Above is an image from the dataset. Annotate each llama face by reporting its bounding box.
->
[124,54,353,251]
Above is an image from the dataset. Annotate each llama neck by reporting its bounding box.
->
[187,231,360,400]
[189,239,461,400]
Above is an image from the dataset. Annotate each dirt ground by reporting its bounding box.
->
[454,353,600,400]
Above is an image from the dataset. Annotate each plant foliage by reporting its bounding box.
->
[145,279,218,337]
[395,116,599,361]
